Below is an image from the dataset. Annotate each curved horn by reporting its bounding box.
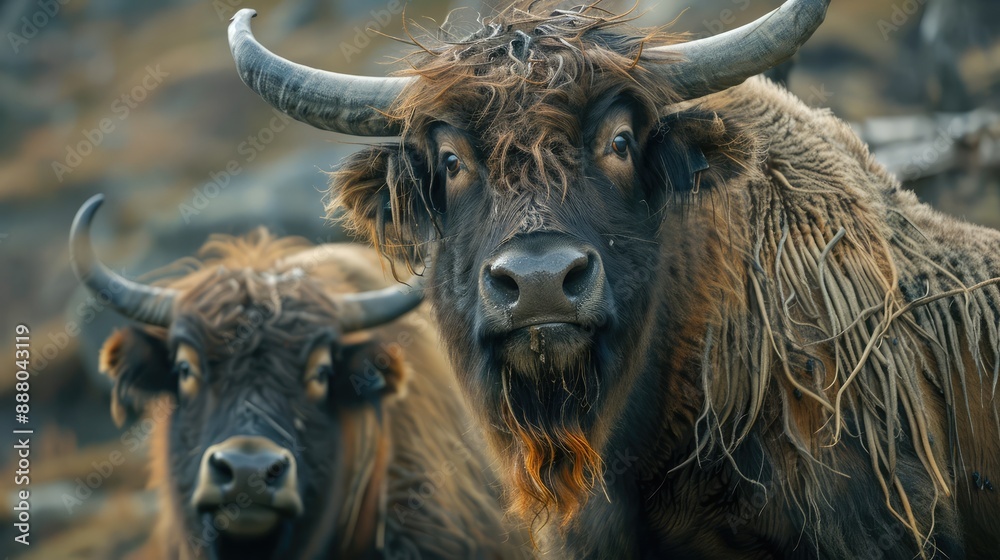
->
[647,0,829,100]
[228,9,412,137]
[70,195,177,327]
[336,267,428,332]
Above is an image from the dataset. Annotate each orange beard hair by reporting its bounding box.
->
[501,406,604,534]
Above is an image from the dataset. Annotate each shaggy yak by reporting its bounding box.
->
[228,0,1000,557]
[69,195,529,559]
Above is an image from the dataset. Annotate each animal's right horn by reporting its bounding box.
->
[228,9,412,137]
[335,267,429,333]
[70,195,177,327]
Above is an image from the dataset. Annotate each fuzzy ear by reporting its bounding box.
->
[643,116,712,198]
[338,332,412,402]
[642,106,756,210]
[98,327,175,427]
[328,144,438,265]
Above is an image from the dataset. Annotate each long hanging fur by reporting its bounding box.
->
[685,79,1000,556]
[328,1,1000,555]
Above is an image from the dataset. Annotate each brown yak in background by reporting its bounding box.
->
[70,195,530,559]
[228,0,1000,558]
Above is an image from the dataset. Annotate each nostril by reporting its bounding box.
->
[263,456,289,487]
[562,255,594,298]
[209,452,234,485]
[486,266,520,302]
[493,272,519,294]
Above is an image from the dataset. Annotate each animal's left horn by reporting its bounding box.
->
[335,267,428,332]
[647,0,829,100]
[70,195,177,327]
[228,9,413,137]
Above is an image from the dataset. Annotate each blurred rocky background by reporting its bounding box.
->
[0,0,997,557]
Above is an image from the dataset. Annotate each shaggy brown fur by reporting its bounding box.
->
[336,2,683,264]
[659,79,1000,557]
[332,4,687,529]
[97,230,529,559]
[328,2,1000,557]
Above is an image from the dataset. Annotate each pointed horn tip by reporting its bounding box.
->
[69,194,107,279]
[68,194,178,327]
[74,193,106,225]
[644,0,830,99]
[230,8,257,25]
[337,268,430,333]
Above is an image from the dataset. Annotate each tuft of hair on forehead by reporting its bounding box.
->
[152,228,315,283]
[391,0,686,190]
[329,2,692,271]
[144,229,343,359]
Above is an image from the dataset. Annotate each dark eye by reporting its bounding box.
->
[173,361,192,380]
[316,364,333,383]
[611,134,629,158]
[444,153,461,176]
[305,362,333,402]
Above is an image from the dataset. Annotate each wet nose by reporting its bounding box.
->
[481,235,605,329]
[209,447,289,492]
[191,436,303,518]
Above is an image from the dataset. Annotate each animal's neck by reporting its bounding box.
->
[604,205,753,490]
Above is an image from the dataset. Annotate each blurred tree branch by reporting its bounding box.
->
[852,110,1000,182]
